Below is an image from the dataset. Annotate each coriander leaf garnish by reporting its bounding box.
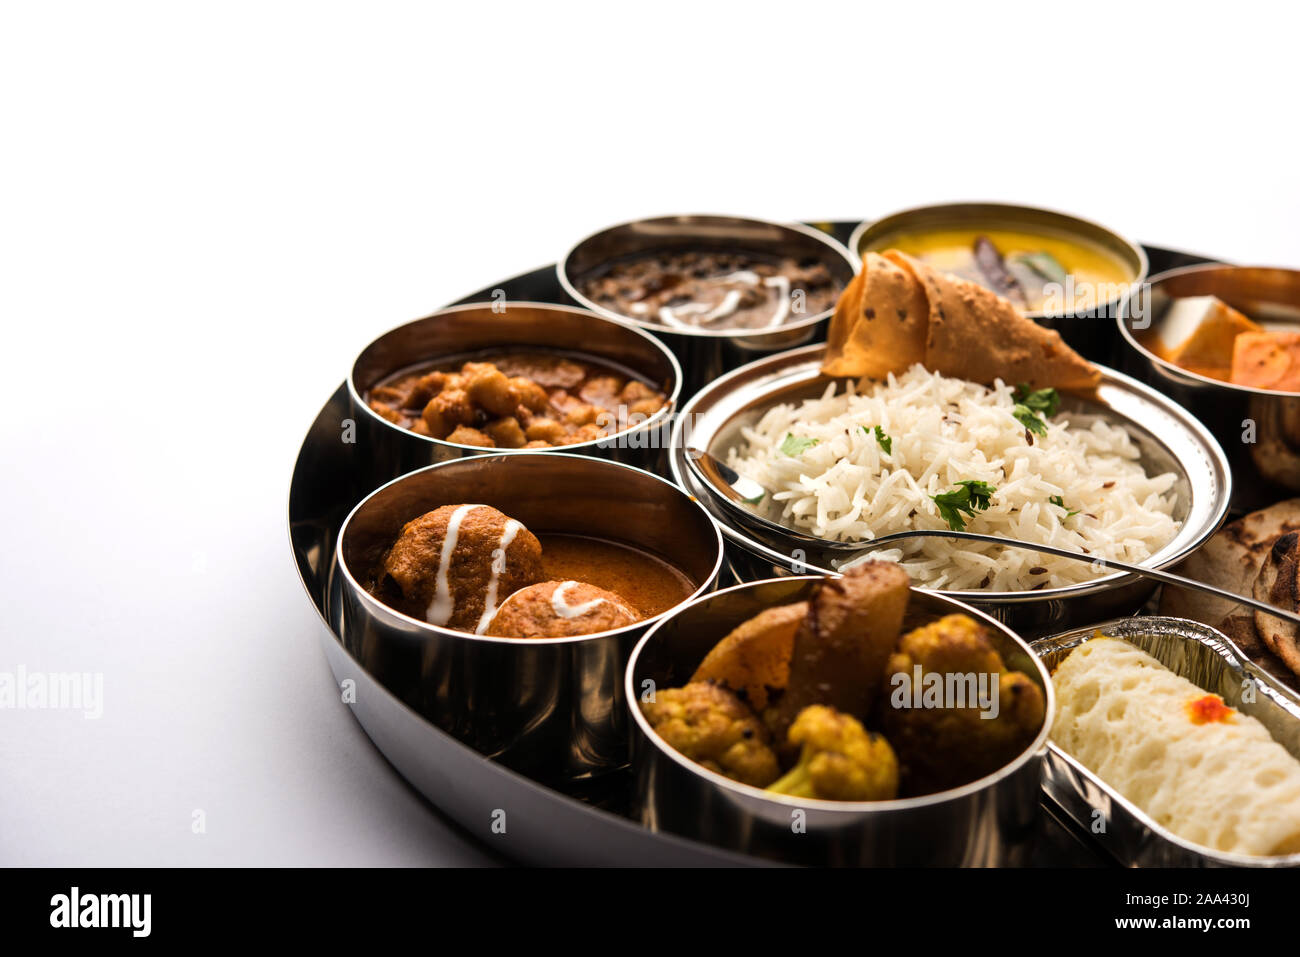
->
[958,480,995,509]
[1049,494,1081,519]
[930,480,997,532]
[870,424,892,454]
[1010,384,1058,436]
[1013,384,1061,417]
[1013,403,1049,435]
[780,433,819,457]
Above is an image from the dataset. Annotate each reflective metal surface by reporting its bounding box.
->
[332,452,724,781]
[626,576,1054,866]
[349,301,682,492]
[669,344,1232,637]
[291,384,764,865]
[1032,616,1300,867]
[287,234,1221,866]
[850,201,1148,362]
[557,214,858,393]
[1118,264,1300,512]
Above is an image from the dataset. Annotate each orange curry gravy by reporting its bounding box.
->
[536,533,696,618]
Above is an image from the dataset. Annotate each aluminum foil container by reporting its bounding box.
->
[1032,616,1300,867]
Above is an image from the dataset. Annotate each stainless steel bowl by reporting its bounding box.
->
[557,214,859,393]
[1033,616,1300,867]
[348,301,682,491]
[626,576,1054,866]
[669,344,1232,637]
[1117,264,1300,512]
[850,201,1148,362]
[332,452,724,782]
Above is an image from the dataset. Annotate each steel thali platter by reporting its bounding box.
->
[290,225,1248,866]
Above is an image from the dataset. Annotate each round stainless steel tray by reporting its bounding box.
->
[288,225,1217,866]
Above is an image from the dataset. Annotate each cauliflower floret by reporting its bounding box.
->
[767,705,899,801]
[641,681,780,788]
[881,613,1045,794]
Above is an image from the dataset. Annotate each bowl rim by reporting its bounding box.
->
[668,342,1233,603]
[625,574,1056,813]
[848,199,1149,321]
[556,212,860,340]
[347,300,686,452]
[1116,262,1300,398]
[335,451,726,646]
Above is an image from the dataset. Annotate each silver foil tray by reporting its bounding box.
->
[1032,616,1300,867]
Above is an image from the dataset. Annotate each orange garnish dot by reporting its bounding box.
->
[1186,693,1234,724]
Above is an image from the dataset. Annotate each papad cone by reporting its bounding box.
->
[821,253,928,378]
[821,249,1101,392]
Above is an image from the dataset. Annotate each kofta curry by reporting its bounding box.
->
[369,504,695,638]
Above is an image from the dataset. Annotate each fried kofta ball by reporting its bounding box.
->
[485,580,640,638]
[378,504,543,633]
[879,614,1046,795]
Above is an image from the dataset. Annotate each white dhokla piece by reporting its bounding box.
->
[1051,636,1300,857]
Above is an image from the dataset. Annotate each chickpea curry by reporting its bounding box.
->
[366,351,670,448]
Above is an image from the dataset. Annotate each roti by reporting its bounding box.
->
[1160,498,1300,688]
[1255,531,1300,673]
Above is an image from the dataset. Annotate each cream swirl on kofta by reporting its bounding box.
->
[378,505,544,633]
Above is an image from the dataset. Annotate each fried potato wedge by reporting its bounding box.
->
[767,561,911,750]
[690,602,807,711]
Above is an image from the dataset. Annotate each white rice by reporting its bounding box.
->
[727,364,1181,591]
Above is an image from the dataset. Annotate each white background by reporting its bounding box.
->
[2,1,1297,865]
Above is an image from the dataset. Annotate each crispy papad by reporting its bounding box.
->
[822,253,927,378]
[892,251,1101,391]
[821,248,1100,391]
